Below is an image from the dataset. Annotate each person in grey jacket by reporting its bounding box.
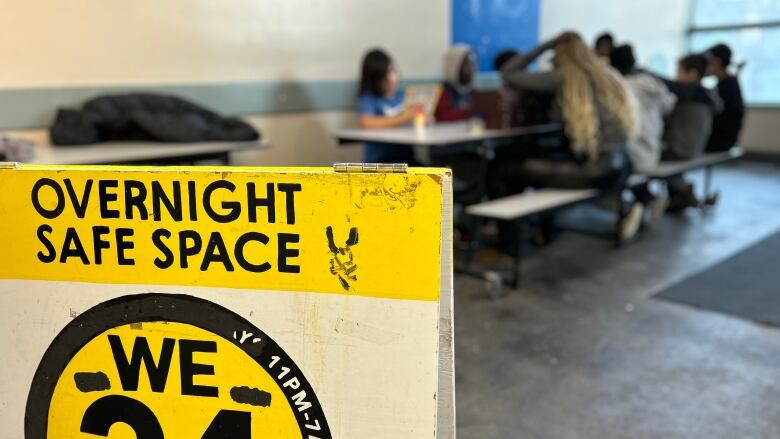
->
[611,45,677,172]
[611,44,677,225]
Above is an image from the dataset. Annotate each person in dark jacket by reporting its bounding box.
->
[494,49,519,71]
[662,55,723,160]
[594,32,615,60]
[705,43,745,152]
[659,54,723,212]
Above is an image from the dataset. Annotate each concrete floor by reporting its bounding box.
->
[454,162,780,439]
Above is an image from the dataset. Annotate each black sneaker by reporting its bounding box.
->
[668,187,699,213]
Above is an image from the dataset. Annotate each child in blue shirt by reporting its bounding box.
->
[357,49,417,163]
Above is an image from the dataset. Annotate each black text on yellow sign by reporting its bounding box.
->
[31,178,303,274]
[0,167,444,300]
[27,294,331,438]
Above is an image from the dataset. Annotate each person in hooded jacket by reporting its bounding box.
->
[435,44,477,122]
[429,45,481,205]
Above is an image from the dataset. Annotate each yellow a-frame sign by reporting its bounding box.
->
[0,164,455,439]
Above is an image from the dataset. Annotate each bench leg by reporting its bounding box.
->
[220,152,231,165]
[702,165,719,207]
[475,143,496,202]
[614,189,627,248]
[464,215,483,271]
[511,220,526,289]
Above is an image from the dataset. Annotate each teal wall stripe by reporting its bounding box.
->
[474,73,503,90]
[0,77,454,130]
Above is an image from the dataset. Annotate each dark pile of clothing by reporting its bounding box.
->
[50,93,260,145]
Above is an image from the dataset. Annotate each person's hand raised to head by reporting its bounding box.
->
[555,31,580,46]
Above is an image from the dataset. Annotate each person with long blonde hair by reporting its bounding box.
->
[496,31,642,240]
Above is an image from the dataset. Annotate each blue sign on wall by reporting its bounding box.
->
[452,0,540,72]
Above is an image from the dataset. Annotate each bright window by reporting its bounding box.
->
[688,0,780,105]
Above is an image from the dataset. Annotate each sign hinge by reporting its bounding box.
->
[0,162,20,169]
[333,163,408,173]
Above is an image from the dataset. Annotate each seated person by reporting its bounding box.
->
[611,44,677,224]
[494,49,519,71]
[662,54,723,160]
[430,45,482,205]
[498,32,635,191]
[658,54,723,211]
[705,43,745,152]
[478,49,556,129]
[594,32,615,60]
[435,45,477,122]
[357,48,418,164]
[497,32,641,240]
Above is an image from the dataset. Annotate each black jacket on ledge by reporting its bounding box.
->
[50,93,260,145]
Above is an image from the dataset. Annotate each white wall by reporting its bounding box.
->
[540,0,780,154]
[0,0,451,165]
[0,0,449,86]
[739,108,780,154]
[4,0,776,159]
[540,0,690,76]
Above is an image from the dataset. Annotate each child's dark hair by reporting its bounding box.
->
[595,32,614,49]
[359,49,393,96]
[494,49,518,70]
[678,53,708,79]
[708,43,732,67]
[610,44,636,76]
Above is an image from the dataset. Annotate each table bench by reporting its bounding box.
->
[463,147,744,294]
[642,147,744,205]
